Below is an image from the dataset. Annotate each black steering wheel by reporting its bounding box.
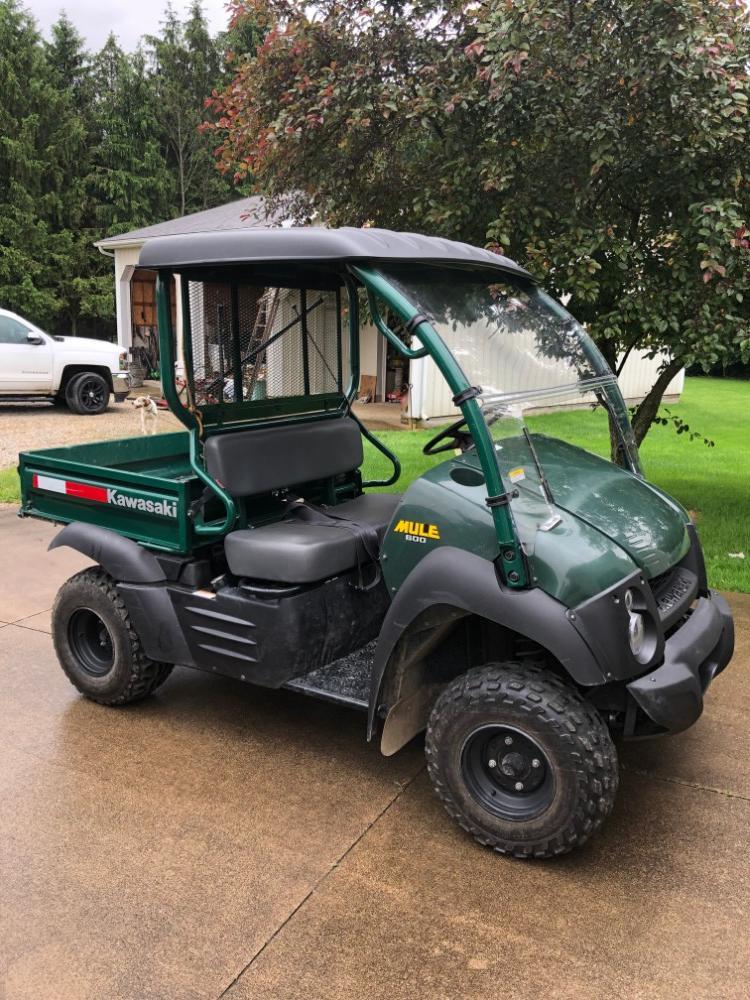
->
[422,416,474,456]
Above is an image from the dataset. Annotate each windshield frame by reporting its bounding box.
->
[352,263,530,588]
[353,261,644,579]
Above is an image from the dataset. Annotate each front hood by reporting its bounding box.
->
[528,436,689,578]
[55,336,119,356]
[458,434,689,579]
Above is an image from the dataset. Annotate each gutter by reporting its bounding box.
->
[94,238,147,256]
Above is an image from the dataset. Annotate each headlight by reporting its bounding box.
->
[628,611,646,657]
[624,587,656,661]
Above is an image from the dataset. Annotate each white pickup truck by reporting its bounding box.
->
[0,307,130,415]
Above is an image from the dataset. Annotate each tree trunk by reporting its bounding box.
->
[630,356,684,447]
[178,146,186,216]
[608,409,624,466]
[598,337,618,372]
[597,340,627,465]
[597,339,684,462]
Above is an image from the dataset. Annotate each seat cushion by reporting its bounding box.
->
[331,493,401,541]
[225,521,360,583]
[224,492,401,583]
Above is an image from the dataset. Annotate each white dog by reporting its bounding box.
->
[131,394,159,435]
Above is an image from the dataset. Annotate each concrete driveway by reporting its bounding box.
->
[1,508,748,1000]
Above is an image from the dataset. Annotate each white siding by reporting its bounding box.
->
[411,348,685,422]
[617,350,685,402]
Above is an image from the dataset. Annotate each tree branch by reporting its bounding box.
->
[615,333,646,376]
[630,355,684,447]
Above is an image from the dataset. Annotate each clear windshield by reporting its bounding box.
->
[378,264,642,552]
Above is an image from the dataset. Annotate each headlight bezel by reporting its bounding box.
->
[567,570,664,681]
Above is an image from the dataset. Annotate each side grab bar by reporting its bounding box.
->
[188,430,237,536]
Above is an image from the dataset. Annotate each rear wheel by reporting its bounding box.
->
[65,371,109,415]
[51,568,173,705]
[425,662,618,858]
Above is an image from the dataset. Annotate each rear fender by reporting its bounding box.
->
[49,522,166,583]
[369,547,605,754]
[49,523,193,664]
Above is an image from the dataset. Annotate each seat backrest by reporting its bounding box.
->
[204,416,363,497]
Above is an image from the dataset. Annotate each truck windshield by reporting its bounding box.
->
[376,263,642,553]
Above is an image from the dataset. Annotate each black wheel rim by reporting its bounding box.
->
[77,378,105,412]
[460,725,555,821]
[68,608,114,676]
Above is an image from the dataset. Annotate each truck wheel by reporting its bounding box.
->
[51,568,173,705]
[425,662,618,858]
[65,372,110,415]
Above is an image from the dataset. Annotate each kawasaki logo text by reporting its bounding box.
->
[106,489,177,519]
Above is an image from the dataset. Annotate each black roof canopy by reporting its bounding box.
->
[137,226,532,280]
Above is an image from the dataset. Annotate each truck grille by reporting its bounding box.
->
[649,565,698,630]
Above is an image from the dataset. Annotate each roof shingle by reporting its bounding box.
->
[95,196,273,248]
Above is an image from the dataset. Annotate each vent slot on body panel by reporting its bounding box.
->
[186,602,258,663]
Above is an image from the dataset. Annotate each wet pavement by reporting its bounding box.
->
[0,508,748,999]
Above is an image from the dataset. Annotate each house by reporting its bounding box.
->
[96,199,682,419]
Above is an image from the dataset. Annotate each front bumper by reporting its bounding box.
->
[112,372,131,402]
[625,589,734,737]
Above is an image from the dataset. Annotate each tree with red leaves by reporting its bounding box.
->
[207,0,750,445]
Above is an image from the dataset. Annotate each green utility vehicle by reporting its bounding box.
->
[19,229,734,858]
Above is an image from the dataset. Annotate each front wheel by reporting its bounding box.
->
[425,662,618,858]
[65,371,110,415]
[51,567,173,705]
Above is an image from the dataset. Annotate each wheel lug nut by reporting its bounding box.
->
[504,736,513,746]
[531,758,541,768]
[488,759,497,768]
[514,781,524,791]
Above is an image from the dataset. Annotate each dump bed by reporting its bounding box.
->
[18,432,203,553]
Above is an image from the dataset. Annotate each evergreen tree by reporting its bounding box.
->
[44,12,112,335]
[46,11,91,109]
[146,2,231,215]
[0,2,233,336]
[88,35,174,234]
[0,0,70,325]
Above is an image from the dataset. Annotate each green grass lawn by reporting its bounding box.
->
[364,377,749,593]
[0,466,18,504]
[2,377,747,590]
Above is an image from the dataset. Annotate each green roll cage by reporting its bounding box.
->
[155,264,528,588]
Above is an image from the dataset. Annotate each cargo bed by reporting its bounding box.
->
[18,432,202,553]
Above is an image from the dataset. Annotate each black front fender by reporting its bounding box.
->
[369,547,606,745]
[49,522,166,583]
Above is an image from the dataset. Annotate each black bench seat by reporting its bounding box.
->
[204,417,401,584]
[224,493,400,583]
